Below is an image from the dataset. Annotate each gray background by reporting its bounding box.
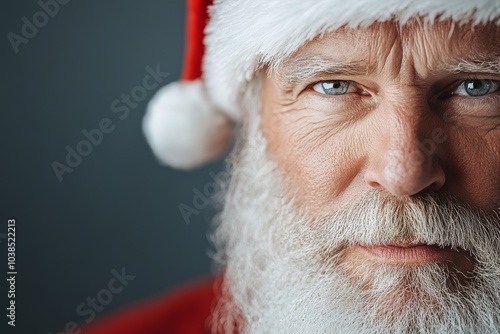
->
[1,1,222,332]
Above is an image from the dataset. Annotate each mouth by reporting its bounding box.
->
[355,243,469,266]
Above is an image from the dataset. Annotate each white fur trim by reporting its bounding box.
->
[143,80,232,169]
[204,0,500,117]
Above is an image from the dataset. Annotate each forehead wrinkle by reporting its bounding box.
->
[271,20,500,92]
[398,20,500,76]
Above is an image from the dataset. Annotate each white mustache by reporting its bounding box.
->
[299,190,500,259]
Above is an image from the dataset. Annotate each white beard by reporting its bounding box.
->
[210,81,500,334]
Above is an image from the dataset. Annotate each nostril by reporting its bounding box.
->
[367,179,382,190]
[364,160,446,197]
[422,177,445,194]
[365,169,382,190]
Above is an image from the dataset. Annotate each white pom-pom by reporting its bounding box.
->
[142,80,232,170]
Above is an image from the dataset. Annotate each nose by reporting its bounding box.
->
[364,107,446,197]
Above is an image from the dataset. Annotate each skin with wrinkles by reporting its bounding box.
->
[261,19,500,305]
[263,21,500,213]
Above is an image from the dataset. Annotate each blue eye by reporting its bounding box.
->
[313,81,350,95]
[454,79,499,97]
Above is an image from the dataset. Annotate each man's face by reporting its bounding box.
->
[214,20,500,333]
[262,21,499,275]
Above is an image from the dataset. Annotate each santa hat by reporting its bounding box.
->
[143,0,500,170]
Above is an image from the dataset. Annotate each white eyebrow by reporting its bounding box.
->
[275,54,370,89]
[446,59,500,75]
[273,54,500,92]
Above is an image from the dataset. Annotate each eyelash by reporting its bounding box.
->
[307,79,500,98]
[307,80,366,97]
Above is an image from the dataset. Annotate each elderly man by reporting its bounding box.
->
[85,0,500,333]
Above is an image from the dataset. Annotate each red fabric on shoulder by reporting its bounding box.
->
[81,276,219,334]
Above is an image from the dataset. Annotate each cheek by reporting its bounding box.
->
[262,98,366,214]
[445,130,500,210]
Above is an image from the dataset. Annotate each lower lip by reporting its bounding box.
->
[356,244,458,265]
